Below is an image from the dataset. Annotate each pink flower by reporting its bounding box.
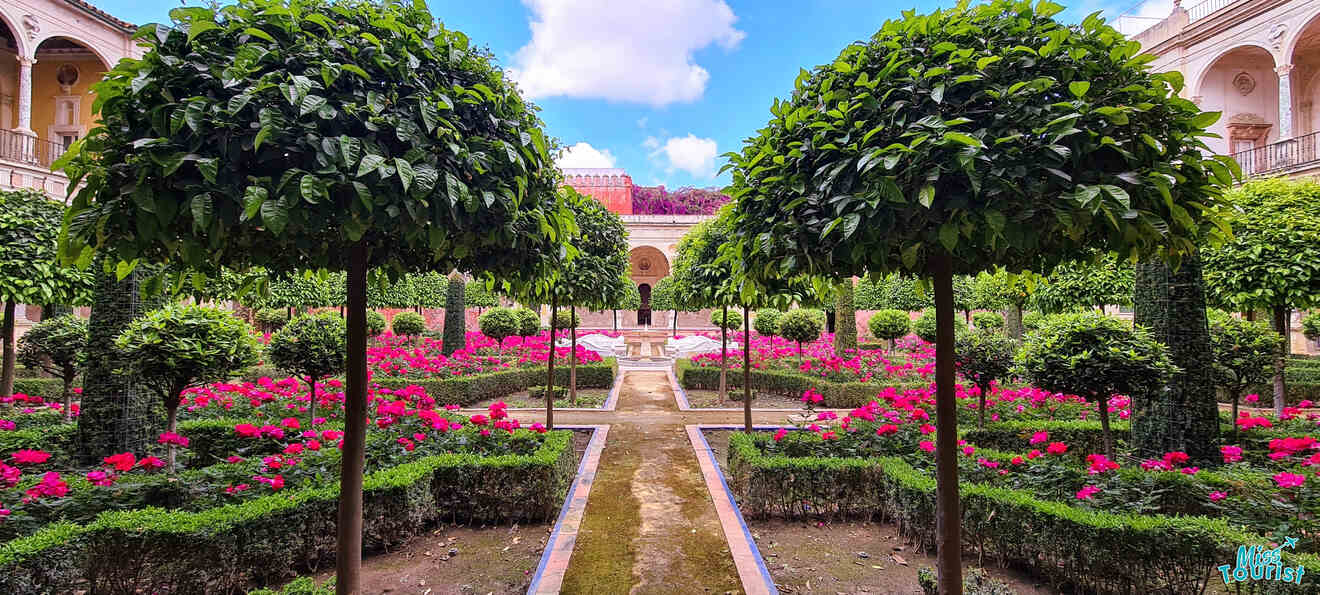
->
[1162,451,1189,466]
[0,463,20,489]
[1085,454,1120,475]
[226,483,250,494]
[962,446,975,457]
[529,423,547,434]
[1075,485,1100,500]
[283,443,304,455]
[816,411,837,421]
[226,455,244,464]
[11,450,51,465]
[1029,431,1048,445]
[875,424,899,437]
[280,417,301,430]
[23,472,68,501]
[1221,445,1243,464]
[234,423,260,438]
[1010,456,1024,466]
[1045,442,1067,456]
[1027,449,1042,459]
[773,429,788,441]
[469,414,489,426]
[103,452,136,472]
[919,423,936,435]
[1180,466,1200,475]
[1245,393,1259,404]
[158,432,189,447]
[1274,472,1306,488]
[86,470,116,486]
[919,441,936,453]
[0,420,15,431]
[1209,491,1228,502]
[138,456,165,470]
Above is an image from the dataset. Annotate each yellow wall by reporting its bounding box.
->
[0,51,15,129]
[29,55,106,142]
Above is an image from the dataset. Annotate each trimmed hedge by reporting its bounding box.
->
[372,359,616,407]
[676,359,941,409]
[10,378,77,399]
[962,420,1131,457]
[0,424,79,467]
[0,430,577,594]
[727,432,1318,594]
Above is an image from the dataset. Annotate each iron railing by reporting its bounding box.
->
[0,128,69,169]
[1187,0,1242,22]
[1232,131,1320,177]
[1115,0,1243,37]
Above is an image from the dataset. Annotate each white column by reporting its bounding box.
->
[1277,63,1294,140]
[14,56,35,136]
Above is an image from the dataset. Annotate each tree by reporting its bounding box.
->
[753,309,782,337]
[723,2,1229,589]
[513,307,541,348]
[1017,312,1173,460]
[971,269,1036,340]
[366,275,418,311]
[17,315,87,419]
[1207,311,1281,435]
[970,311,1005,331]
[56,2,570,591]
[1202,178,1320,417]
[672,217,741,402]
[552,308,579,331]
[267,312,347,428]
[868,310,910,351]
[1304,312,1320,345]
[834,280,858,353]
[650,277,681,336]
[465,279,498,312]
[610,281,641,331]
[391,311,426,337]
[0,189,94,399]
[777,310,821,366]
[442,273,467,355]
[710,309,743,331]
[366,310,387,336]
[117,305,261,471]
[954,329,1015,428]
[255,308,289,333]
[913,309,966,343]
[1031,252,1134,314]
[478,307,519,357]
[412,272,449,311]
[555,193,629,404]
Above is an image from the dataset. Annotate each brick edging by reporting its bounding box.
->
[526,424,611,594]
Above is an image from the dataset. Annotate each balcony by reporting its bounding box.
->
[1232,132,1320,179]
[0,129,71,198]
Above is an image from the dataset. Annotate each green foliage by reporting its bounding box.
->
[777,310,822,348]
[970,311,1005,331]
[918,567,1017,595]
[753,309,782,336]
[649,277,679,313]
[58,0,570,288]
[247,577,336,595]
[1031,252,1134,314]
[834,280,857,352]
[560,191,631,311]
[464,279,498,309]
[709,309,743,331]
[671,216,739,310]
[442,273,465,354]
[1017,312,1172,403]
[954,329,1016,426]
[971,269,1035,310]
[366,275,417,309]
[724,0,1228,282]
[254,308,289,333]
[365,310,386,336]
[1021,311,1045,331]
[513,307,540,337]
[266,312,346,389]
[676,359,924,409]
[390,312,427,336]
[612,282,641,310]
[17,315,87,384]
[116,305,262,411]
[868,310,911,342]
[477,307,519,343]
[855,274,932,311]
[374,360,615,406]
[552,308,579,330]
[1208,311,1282,406]
[1305,312,1320,342]
[912,308,966,343]
[412,272,449,309]
[0,189,94,307]
[1202,179,1320,313]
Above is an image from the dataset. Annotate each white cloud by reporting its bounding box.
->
[651,134,719,178]
[508,0,745,106]
[557,142,616,169]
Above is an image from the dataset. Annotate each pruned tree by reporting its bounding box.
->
[267,312,347,428]
[954,329,1015,428]
[723,2,1230,588]
[17,314,88,419]
[1207,311,1282,434]
[971,269,1036,340]
[1031,251,1134,314]
[56,1,571,591]
[672,217,740,402]
[557,192,629,404]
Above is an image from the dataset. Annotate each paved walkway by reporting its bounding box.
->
[520,370,788,595]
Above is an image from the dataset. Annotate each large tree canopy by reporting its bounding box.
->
[1030,251,1134,314]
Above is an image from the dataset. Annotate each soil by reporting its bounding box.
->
[473,389,610,410]
[684,389,805,410]
[558,371,743,595]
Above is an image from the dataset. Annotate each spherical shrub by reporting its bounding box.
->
[255,308,288,333]
[778,309,823,350]
[954,328,1017,427]
[366,310,387,336]
[754,309,782,336]
[267,313,347,422]
[391,311,427,336]
[710,309,744,331]
[971,311,1006,331]
[553,308,579,330]
[912,308,967,343]
[513,307,541,337]
[478,307,519,344]
[17,314,87,415]
[868,310,911,343]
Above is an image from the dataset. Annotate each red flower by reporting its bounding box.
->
[158,432,189,447]
[469,414,489,426]
[103,452,136,472]
[138,456,165,470]
[234,424,260,438]
[1045,442,1068,456]
[11,450,51,465]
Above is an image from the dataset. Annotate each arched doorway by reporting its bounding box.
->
[638,283,652,326]
[1194,44,1279,171]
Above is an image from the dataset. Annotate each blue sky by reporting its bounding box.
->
[91,0,1148,189]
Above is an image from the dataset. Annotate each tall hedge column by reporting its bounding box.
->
[1131,255,1221,462]
[442,272,466,355]
[834,280,857,353]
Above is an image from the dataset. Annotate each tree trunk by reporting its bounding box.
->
[719,305,728,405]
[307,376,317,429]
[546,297,558,429]
[1097,397,1115,461]
[931,251,962,595]
[1,301,15,398]
[1230,390,1240,440]
[1272,305,1290,418]
[166,404,179,473]
[743,308,752,432]
[612,309,618,332]
[672,309,678,337]
[62,376,74,420]
[337,241,369,595]
[1006,304,1024,341]
[570,305,578,406]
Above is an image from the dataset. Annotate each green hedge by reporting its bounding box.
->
[961,420,1131,457]
[0,424,79,467]
[0,430,577,594]
[373,359,616,407]
[10,378,77,399]
[727,432,1318,594]
[676,359,939,409]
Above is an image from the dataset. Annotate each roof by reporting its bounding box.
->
[63,0,136,33]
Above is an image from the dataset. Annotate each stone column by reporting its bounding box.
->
[14,56,35,136]
[1277,63,1294,140]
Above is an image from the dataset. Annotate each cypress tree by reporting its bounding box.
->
[442,272,466,355]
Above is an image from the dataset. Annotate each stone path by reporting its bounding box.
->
[499,370,797,594]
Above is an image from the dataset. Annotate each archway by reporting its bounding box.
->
[1289,10,1320,139]
[629,246,669,328]
[638,283,652,326]
[1194,44,1279,162]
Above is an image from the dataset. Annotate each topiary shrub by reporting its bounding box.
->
[834,281,857,353]
[912,308,966,343]
[1016,312,1174,459]
[442,273,466,355]
[971,311,1005,331]
[390,311,427,337]
[116,305,261,471]
[365,310,387,337]
[254,308,288,334]
[1021,311,1045,332]
[552,308,578,331]
[954,329,1016,428]
[1208,311,1282,431]
[267,312,347,427]
[513,307,541,340]
[709,309,743,331]
[778,310,822,364]
[478,307,519,355]
[868,310,910,350]
[527,385,567,400]
[753,309,782,337]
[16,315,87,419]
